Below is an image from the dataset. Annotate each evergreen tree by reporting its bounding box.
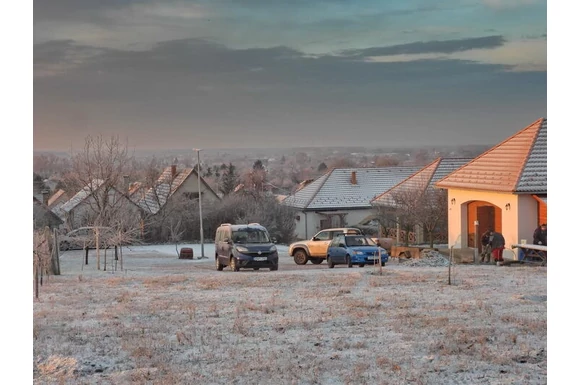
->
[253,159,265,171]
[219,163,238,196]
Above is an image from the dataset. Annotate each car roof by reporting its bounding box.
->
[319,227,360,231]
[222,224,267,231]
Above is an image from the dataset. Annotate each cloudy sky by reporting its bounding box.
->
[33,0,547,151]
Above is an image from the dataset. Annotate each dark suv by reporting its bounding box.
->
[214,223,279,271]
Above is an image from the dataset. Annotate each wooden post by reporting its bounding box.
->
[34,262,39,299]
[85,246,89,265]
[96,228,101,270]
[51,228,61,275]
[448,247,453,285]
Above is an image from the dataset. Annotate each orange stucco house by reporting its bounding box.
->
[435,118,547,259]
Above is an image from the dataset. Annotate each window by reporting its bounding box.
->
[183,192,201,200]
[331,235,345,247]
[232,229,270,243]
[314,231,331,241]
[346,236,366,247]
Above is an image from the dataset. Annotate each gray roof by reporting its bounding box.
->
[55,179,105,216]
[516,118,547,193]
[372,158,471,206]
[432,158,473,185]
[283,166,421,210]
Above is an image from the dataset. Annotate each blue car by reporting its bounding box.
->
[327,234,389,268]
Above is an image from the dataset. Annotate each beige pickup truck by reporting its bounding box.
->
[288,227,362,265]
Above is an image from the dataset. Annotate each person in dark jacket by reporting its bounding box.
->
[533,224,547,246]
[489,230,505,262]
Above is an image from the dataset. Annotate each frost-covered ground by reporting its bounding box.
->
[33,244,548,384]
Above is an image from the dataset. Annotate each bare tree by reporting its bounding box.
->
[66,135,141,269]
[388,188,423,246]
[33,227,54,298]
[373,175,448,248]
[416,187,448,248]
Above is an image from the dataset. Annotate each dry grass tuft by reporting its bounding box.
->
[36,355,78,381]
[143,275,189,288]
[195,276,224,290]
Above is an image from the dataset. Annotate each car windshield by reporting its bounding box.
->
[345,236,373,247]
[232,229,271,244]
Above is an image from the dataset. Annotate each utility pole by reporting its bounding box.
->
[194,148,205,258]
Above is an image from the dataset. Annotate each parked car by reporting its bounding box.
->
[327,234,389,268]
[214,223,279,271]
[59,227,113,251]
[289,227,363,265]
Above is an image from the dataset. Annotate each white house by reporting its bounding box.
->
[282,166,420,239]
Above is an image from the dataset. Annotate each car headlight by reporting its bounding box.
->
[355,251,364,255]
[269,245,277,252]
[236,246,249,253]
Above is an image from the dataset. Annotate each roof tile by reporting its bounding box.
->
[435,118,546,193]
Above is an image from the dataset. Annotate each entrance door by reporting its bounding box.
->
[476,206,495,251]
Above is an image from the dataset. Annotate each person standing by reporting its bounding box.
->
[533,224,547,246]
[480,228,492,263]
[489,230,505,263]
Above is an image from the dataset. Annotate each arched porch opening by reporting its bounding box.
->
[466,201,502,251]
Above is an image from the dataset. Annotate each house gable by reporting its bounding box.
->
[33,197,64,229]
[372,158,472,206]
[138,166,220,215]
[435,118,546,193]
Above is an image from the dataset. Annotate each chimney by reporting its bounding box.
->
[41,190,50,205]
[351,171,357,185]
[171,165,177,178]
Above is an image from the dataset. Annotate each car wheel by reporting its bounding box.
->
[347,255,352,268]
[230,257,240,272]
[310,258,323,265]
[327,257,335,268]
[60,241,70,251]
[253,267,260,271]
[215,258,224,271]
[359,264,365,268]
[293,250,309,265]
[381,262,386,267]
[269,265,278,271]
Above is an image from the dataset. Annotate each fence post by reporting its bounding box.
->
[52,228,61,275]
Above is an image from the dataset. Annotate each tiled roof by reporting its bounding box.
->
[137,167,219,215]
[138,168,193,214]
[128,182,145,203]
[435,118,547,193]
[47,189,68,208]
[56,179,105,216]
[372,158,472,206]
[283,166,420,210]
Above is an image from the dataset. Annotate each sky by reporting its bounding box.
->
[32,0,548,151]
